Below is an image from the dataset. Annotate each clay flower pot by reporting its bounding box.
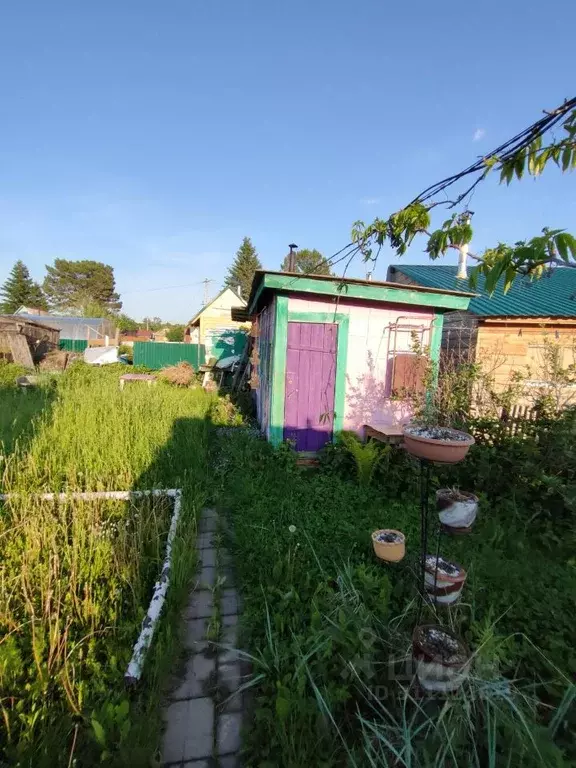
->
[424,555,467,605]
[412,624,470,693]
[371,529,406,562]
[436,489,479,534]
[402,425,475,464]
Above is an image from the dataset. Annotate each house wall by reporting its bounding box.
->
[287,295,436,432]
[198,289,247,357]
[476,320,576,401]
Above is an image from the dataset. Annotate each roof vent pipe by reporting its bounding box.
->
[456,242,469,280]
[456,213,472,280]
[286,243,298,272]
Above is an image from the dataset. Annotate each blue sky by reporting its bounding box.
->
[0,1,574,322]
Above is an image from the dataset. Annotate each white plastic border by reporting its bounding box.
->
[0,489,182,684]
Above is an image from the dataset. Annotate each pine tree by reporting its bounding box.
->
[43,259,122,313]
[0,260,47,313]
[224,237,262,300]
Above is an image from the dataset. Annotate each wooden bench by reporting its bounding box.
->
[364,424,404,445]
[119,373,157,390]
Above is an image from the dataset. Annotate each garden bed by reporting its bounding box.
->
[0,363,213,765]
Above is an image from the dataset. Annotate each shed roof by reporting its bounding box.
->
[388,264,576,318]
[0,315,60,334]
[248,270,474,314]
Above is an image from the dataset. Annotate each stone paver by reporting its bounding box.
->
[183,590,213,620]
[221,589,239,616]
[162,697,214,763]
[219,755,242,768]
[217,712,243,755]
[199,564,216,588]
[183,617,209,651]
[198,515,218,533]
[199,547,216,568]
[196,531,215,549]
[171,653,216,701]
[161,507,245,767]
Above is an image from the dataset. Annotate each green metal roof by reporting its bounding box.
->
[390,265,576,318]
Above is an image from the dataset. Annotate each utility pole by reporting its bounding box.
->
[203,278,215,305]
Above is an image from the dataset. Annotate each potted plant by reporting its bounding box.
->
[371,529,406,562]
[402,424,475,464]
[436,488,479,534]
[424,555,467,605]
[412,624,470,693]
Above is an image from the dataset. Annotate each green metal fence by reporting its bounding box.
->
[133,342,206,370]
[59,339,89,353]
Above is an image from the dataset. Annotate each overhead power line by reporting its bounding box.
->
[121,279,214,296]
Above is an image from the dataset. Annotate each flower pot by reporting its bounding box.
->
[424,555,467,605]
[371,529,406,562]
[412,624,470,693]
[436,489,478,534]
[402,425,474,464]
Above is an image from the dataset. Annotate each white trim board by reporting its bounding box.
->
[0,488,183,684]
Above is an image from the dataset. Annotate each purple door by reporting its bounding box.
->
[284,322,337,451]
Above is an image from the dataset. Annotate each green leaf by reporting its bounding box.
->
[500,161,514,185]
[503,267,517,294]
[91,718,106,748]
[116,699,129,721]
[562,145,572,172]
[275,696,291,721]
[555,233,570,263]
[514,151,525,180]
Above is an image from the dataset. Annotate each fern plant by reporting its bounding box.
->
[338,431,389,487]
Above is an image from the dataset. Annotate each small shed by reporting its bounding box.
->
[248,271,473,451]
[0,316,60,367]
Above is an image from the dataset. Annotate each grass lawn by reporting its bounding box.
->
[214,429,576,767]
[0,363,214,766]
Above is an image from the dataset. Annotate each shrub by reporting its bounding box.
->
[158,361,195,387]
[0,360,27,385]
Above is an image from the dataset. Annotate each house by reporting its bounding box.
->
[387,265,576,394]
[248,270,473,451]
[184,287,248,362]
[120,329,154,344]
[0,316,60,367]
[13,314,117,351]
[14,305,51,316]
[152,327,171,342]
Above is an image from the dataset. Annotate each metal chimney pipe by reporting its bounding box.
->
[286,243,298,272]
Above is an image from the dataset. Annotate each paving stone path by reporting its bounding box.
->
[161,508,245,767]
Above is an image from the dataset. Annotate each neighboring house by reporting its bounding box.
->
[120,329,154,344]
[14,306,51,316]
[14,314,117,350]
[152,327,171,342]
[184,287,248,362]
[387,264,576,395]
[248,270,472,451]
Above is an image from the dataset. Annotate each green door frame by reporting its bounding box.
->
[268,295,349,446]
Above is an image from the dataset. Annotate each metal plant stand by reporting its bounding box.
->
[416,458,444,625]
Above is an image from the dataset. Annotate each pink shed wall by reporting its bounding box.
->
[288,296,434,432]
